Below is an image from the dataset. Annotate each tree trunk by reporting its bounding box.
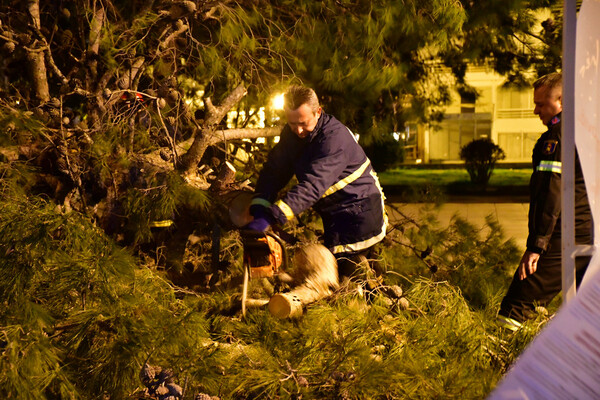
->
[26,47,50,103]
[87,5,105,86]
[26,0,50,103]
[86,5,105,129]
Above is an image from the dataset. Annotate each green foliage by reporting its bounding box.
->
[281,0,468,137]
[447,0,562,86]
[184,279,516,399]
[120,172,210,245]
[0,189,209,399]
[460,138,507,186]
[0,183,547,399]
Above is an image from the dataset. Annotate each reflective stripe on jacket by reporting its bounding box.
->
[253,112,387,254]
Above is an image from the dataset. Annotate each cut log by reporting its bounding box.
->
[268,244,339,318]
[210,161,236,193]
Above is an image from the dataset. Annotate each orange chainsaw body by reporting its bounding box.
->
[242,231,286,278]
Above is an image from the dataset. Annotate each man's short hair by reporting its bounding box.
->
[284,85,320,113]
[534,72,562,92]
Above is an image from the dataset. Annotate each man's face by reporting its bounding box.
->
[533,85,562,126]
[285,104,321,139]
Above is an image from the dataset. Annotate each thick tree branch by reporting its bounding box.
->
[85,5,106,129]
[210,127,281,142]
[118,57,146,90]
[176,127,281,152]
[26,46,50,103]
[179,84,248,173]
[86,5,105,88]
[25,0,50,103]
[159,22,189,51]
[134,126,281,178]
[27,0,41,29]
[205,84,247,127]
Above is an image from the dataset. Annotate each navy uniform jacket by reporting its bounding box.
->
[252,112,387,254]
[527,113,592,253]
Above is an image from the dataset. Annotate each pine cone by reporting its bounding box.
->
[48,98,61,108]
[330,371,345,382]
[397,297,410,310]
[297,375,309,387]
[2,41,15,54]
[159,148,171,161]
[140,363,160,386]
[381,296,394,307]
[168,1,197,19]
[382,285,403,299]
[167,89,180,102]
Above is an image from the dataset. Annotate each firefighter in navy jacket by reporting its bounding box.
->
[498,73,593,330]
[246,86,387,273]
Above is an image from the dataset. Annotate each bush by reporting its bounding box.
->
[362,137,405,172]
[459,138,506,186]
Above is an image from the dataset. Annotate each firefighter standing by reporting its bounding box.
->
[497,72,593,330]
[245,85,387,279]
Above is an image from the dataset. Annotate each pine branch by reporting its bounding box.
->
[179,84,248,173]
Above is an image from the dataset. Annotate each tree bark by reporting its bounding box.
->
[179,84,250,174]
[26,47,50,103]
[87,5,105,89]
[86,5,106,129]
[26,0,50,103]
[135,126,281,175]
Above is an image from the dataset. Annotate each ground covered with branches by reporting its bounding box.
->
[0,179,552,400]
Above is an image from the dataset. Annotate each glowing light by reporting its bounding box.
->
[271,93,285,110]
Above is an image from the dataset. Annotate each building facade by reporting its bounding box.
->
[410,66,546,164]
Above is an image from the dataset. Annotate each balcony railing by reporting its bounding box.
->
[496,109,534,119]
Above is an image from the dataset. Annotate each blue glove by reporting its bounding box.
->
[245,206,275,232]
[245,216,271,232]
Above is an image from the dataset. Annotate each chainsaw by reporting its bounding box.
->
[229,191,293,316]
[228,191,341,319]
[241,230,288,278]
[240,230,289,316]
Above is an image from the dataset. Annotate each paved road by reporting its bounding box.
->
[387,203,529,250]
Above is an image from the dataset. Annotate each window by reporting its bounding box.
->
[498,132,540,160]
[429,114,492,161]
[497,87,534,118]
